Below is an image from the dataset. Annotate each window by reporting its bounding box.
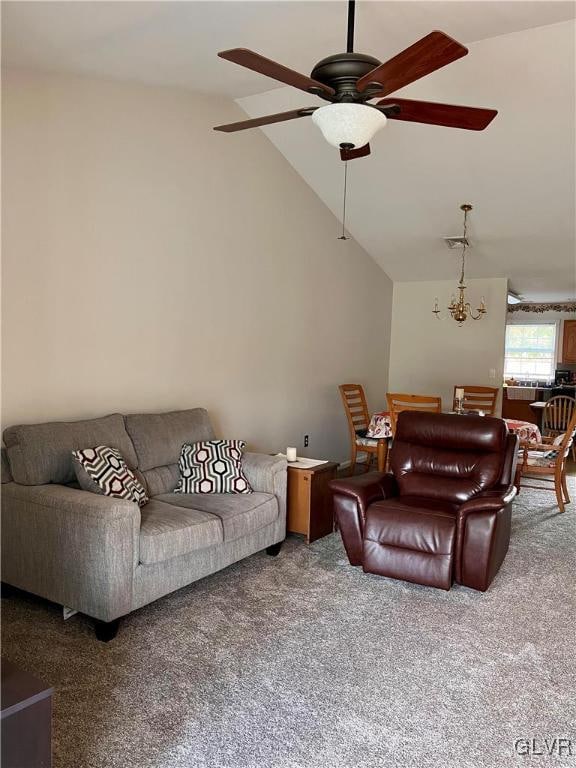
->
[504,324,557,380]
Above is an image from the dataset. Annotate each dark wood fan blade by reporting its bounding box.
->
[214,108,317,133]
[218,49,335,97]
[340,144,371,161]
[356,31,467,96]
[376,98,498,130]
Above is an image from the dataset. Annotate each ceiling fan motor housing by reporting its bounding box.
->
[310,52,382,101]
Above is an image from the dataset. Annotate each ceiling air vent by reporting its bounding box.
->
[443,236,470,249]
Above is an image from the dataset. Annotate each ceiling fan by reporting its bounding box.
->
[214,1,497,161]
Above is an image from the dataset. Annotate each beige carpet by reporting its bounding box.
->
[3,481,576,768]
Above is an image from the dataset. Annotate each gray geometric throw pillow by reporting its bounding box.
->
[72,445,149,507]
[175,440,252,494]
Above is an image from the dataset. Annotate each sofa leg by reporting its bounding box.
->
[266,541,283,557]
[94,618,121,642]
[1,582,18,598]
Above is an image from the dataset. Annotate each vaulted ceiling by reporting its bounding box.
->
[3,1,575,300]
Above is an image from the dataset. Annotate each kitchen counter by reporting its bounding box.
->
[502,386,547,424]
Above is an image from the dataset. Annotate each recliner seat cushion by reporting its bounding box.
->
[139,500,223,564]
[154,492,278,543]
[363,502,456,590]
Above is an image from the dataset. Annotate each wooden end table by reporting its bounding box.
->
[286,461,339,543]
[1,658,53,768]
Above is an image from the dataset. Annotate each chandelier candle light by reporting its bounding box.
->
[433,204,487,325]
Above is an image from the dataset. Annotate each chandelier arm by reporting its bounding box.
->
[469,309,482,320]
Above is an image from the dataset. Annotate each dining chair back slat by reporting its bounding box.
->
[386,392,442,433]
[453,385,499,415]
[339,384,389,473]
[516,408,576,513]
[339,384,370,435]
[542,396,576,436]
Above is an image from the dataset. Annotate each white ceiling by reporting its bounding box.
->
[238,18,576,300]
[3,1,575,95]
[3,1,576,300]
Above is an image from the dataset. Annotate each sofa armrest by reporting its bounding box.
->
[329,472,398,566]
[242,453,286,493]
[1,483,140,622]
[242,453,287,528]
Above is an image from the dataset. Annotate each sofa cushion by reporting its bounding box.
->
[154,492,278,542]
[125,409,215,473]
[3,414,138,486]
[139,500,223,564]
[141,465,181,498]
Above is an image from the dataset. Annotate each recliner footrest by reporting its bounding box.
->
[363,503,456,590]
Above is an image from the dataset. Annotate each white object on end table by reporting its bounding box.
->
[276,454,328,469]
[286,447,297,462]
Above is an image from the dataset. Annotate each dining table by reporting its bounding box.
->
[367,411,542,445]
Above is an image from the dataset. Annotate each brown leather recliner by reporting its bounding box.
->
[330,411,519,591]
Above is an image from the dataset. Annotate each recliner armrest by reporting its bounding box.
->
[329,472,398,567]
[455,484,516,591]
[458,484,517,517]
[330,472,398,518]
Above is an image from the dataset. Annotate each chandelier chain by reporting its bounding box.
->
[459,207,469,285]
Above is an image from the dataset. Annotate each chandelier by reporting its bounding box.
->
[433,203,487,325]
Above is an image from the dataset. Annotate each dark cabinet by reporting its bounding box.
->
[562,320,576,364]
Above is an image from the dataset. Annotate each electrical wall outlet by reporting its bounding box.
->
[304,435,309,448]
[489,368,496,380]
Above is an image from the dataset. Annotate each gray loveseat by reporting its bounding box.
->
[1,408,287,640]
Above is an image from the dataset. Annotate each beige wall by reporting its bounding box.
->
[388,278,508,412]
[1,70,393,463]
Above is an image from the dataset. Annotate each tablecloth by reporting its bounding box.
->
[503,419,542,444]
[367,412,393,439]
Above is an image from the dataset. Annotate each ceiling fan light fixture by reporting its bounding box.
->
[311,103,387,149]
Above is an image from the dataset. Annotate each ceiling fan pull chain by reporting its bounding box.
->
[338,160,350,240]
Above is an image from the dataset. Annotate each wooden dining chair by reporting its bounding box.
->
[453,385,499,415]
[339,384,389,474]
[542,395,576,460]
[515,409,576,513]
[386,393,442,434]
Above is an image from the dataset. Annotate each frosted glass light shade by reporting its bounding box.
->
[311,104,387,148]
